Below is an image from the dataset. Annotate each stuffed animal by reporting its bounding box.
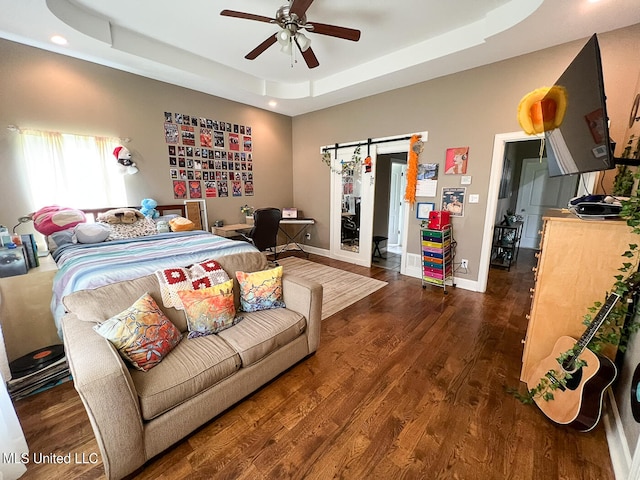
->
[97,208,144,224]
[140,198,159,219]
[113,146,139,175]
[156,220,170,233]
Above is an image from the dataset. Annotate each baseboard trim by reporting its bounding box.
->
[404,263,480,292]
[604,389,632,479]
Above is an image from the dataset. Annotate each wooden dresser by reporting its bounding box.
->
[520,209,638,382]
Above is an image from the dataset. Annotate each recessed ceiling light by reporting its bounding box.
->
[587,0,601,3]
[268,101,278,108]
[50,35,68,45]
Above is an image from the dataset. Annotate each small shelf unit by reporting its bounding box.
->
[420,225,454,293]
[490,221,523,271]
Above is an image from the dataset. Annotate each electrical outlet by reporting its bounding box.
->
[305,233,311,240]
[461,259,468,269]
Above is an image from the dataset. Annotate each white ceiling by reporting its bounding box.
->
[0,0,639,116]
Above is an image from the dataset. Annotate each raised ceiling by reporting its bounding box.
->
[0,0,638,116]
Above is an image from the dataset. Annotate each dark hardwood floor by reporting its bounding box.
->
[13,250,615,479]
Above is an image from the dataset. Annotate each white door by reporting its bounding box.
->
[387,163,405,244]
[515,157,578,249]
[327,132,427,270]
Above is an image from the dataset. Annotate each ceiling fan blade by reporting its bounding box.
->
[220,9,275,24]
[295,40,319,69]
[245,35,278,60]
[307,22,361,42]
[290,0,315,18]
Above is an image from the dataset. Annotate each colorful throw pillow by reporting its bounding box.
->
[236,266,286,312]
[155,259,229,309]
[177,279,240,338]
[93,293,182,371]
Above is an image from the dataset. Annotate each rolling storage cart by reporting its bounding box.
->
[420,225,454,293]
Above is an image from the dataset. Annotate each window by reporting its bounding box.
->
[19,130,128,211]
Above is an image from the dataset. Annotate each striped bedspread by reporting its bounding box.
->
[51,231,258,337]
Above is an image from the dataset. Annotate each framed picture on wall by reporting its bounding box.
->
[416,202,435,219]
[441,187,466,217]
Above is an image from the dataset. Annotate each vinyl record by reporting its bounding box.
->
[631,363,640,423]
[9,344,65,378]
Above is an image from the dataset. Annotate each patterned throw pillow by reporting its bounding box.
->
[93,293,182,371]
[156,259,229,310]
[177,279,240,338]
[235,266,286,312]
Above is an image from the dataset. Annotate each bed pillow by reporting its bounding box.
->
[46,229,75,252]
[33,206,86,236]
[93,292,182,371]
[177,279,241,338]
[169,216,195,232]
[155,259,230,310]
[236,266,285,312]
[73,222,111,244]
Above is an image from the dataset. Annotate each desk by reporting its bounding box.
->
[279,218,315,257]
[212,219,315,257]
[211,223,252,238]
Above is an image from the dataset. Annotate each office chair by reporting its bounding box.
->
[243,207,281,259]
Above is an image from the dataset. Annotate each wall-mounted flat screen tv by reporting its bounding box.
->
[544,34,616,177]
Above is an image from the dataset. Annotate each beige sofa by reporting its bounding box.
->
[61,252,322,480]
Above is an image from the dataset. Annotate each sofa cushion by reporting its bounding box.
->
[130,334,240,420]
[93,293,182,372]
[63,275,188,331]
[236,266,285,312]
[178,279,241,338]
[217,308,306,366]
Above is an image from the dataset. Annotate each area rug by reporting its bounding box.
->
[277,257,388,320]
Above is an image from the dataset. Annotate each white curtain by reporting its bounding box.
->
[0,325,28,480]
[19,130,127,211]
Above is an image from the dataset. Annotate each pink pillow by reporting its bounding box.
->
[32,206,86,236]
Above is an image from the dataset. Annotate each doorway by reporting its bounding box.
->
[478,132,597,293]
[373,153,407,271]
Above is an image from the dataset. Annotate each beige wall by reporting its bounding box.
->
[292,24,640,282]
[0,39,293,236]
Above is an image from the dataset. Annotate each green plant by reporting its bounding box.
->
[512,174,640,404]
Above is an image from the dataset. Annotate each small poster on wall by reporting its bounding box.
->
[441,187,466,217]
[173,180,187,199]
[189,181,202,199]
[205,181,217,198]
[444,147,469,174]
[165,123,179,144]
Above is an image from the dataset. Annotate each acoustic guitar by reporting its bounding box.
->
[526,291,621,431]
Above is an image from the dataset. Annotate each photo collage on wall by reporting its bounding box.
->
[164,112,254,199]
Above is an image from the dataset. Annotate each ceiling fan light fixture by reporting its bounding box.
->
[280,40,293,55]
[296,32,311,52]
[276,28,291,46]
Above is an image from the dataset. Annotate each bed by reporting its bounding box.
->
[48,204,258,337]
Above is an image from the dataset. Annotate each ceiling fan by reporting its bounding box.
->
[220,0,361,69]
